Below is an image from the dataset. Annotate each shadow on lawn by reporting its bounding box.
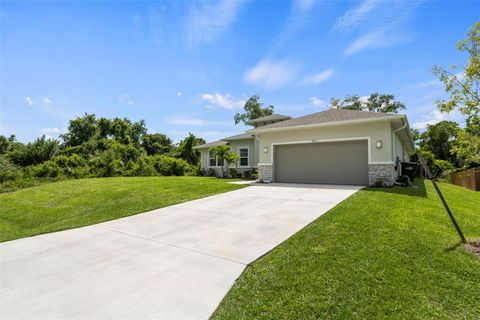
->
[366,179,428,198]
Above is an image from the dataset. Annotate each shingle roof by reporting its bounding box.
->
[193,140,227,149]
[246,114,291,124]
[222,132,254,141]
[250,109,402,131]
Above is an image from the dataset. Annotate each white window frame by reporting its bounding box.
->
[238,146,249,167]
[208,150,224,168]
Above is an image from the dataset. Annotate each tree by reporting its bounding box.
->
[433,22,480,168]
[142,133,173,156]
[365,93,406,113]
[330,93,405,113]
[0,135,20,154]
[331,94,363,110]
[418,121,459,166]
[177,133,205,165]
[62,113,98,147]
[209,145,238,177]
[8,135,59,166]
[234,95,274,125]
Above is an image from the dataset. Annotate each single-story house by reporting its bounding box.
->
[194,109,415,186]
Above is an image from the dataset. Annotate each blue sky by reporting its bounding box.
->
[1,0,479,143]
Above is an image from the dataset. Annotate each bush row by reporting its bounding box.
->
[0,154,197,192]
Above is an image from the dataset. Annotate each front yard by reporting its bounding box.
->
[212,180,480,319]
[0,176,244,242]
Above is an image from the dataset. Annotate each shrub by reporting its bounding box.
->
[200,168,215,177]
[88,150,122,177]
[0,156,25,182]
[374,178,384,187]
[125,155,156,177]
[229,168,242,178]
[243,169,258,180]
[150,155,189,176]
[32,161,63,178]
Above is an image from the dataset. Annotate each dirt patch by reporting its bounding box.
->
[465,240,480,258]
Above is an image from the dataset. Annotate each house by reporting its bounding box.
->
[194,109,415,186]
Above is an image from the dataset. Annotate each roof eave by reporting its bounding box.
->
[248,115,405,134]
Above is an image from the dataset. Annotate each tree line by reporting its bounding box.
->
[0,114,206,191]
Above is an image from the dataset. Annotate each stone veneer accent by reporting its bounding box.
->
[258,164,273,182]
[369,163,395,186]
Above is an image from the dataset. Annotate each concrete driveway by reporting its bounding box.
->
[0,183,361,320]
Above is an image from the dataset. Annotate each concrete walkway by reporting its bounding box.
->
[0,183,361,320]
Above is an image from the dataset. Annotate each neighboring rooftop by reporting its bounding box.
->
[222,132,254,141]
[250,109,403,131]
[193,140,227,149]
[246,114,291,128]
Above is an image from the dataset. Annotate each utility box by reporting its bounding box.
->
[401,162,418,182]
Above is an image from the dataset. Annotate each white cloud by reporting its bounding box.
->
[177,92,182,97]
[295,0,316,13]
[185,0,246,47]
[41,127,65,139]
[300,69,334,85]
[274,0,318,46]
[25,96,33,106]
[200,93,245,109]
[333,0,380,31]
[42,98,51,104]
[309,97,323,106]
[412,110,447,130]
[344,29,386,56]
[343,1,420,56]
[119,94,135,106]
[244,59,299,89]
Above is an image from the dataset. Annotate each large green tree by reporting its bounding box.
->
[330,93,406,113]
[418,121,459,166]
[177,133,205,165]
[433,22,480,168]
[234,95,274,125]
[141,133,173,156]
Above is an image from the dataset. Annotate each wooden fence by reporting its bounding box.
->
[448,167,480,191]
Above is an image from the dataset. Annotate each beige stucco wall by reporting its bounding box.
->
[226,139,258,169]
[257,121,394,164]
[197,138,257,175]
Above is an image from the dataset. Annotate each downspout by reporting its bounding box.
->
[393,119,407,176]
[250,134,256,169]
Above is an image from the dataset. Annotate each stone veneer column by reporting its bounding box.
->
[368,163,395,186]
[258,164,273,182]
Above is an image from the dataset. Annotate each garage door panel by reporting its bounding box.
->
[274,140,368,185]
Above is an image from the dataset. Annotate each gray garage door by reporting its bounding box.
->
[274,140,368,185]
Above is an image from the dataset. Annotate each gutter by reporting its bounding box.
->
[393,118,415,153]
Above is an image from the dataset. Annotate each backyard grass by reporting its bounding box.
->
[0,176,244,242]
[212,180,480,320]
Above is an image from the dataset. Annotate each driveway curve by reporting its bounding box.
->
[0,183,361,320]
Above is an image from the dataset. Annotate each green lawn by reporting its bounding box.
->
[212,180,480,320]
[0,176,244,242]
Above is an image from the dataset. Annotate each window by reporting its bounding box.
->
[209,150,224,167]
[239,147,249,166]
[209,151,216,167]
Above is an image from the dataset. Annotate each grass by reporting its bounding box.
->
[212,180,480,320]
[0,176,244,242]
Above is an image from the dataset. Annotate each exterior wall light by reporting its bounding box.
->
[263,146,268,153]
[376,140,383,149]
